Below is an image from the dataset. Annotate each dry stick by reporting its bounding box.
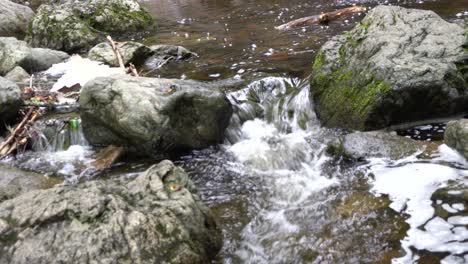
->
[0,107,34,153]
[0,110,40,159]
[275,6,366,31]
[106,36,126,72]
[107,36,140,77]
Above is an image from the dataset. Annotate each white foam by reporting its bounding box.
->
[45,55,123,92]
[368,155,468,262]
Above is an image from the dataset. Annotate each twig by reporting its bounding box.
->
[0,107,34,152]
[106,36,126,72]
[127,63,140,77]
[142,57,174,76]
[275,6,366,31]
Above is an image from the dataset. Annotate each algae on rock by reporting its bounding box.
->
[310,5,468,131]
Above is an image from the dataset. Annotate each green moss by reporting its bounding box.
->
[312,52,324,72]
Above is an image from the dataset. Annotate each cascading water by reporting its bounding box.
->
[177,77,468,263]
[9,117,94,183]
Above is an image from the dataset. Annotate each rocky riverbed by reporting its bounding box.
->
[0,0,467,263]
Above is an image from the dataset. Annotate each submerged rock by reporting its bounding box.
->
[0,37,69,75]
[444,119,468,159]
[0,0,34,38]
[88,41,153,67]
[0,76,21,124]
[28,0,154,52]
[310,5,468,131]
[0,164,58,202]
[0,160,222,263]
[328,131,436,160]
[80,75,232,156]
[145,44,197,70]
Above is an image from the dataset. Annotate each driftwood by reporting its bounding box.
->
[106,36,140,77]
[91,145,125,171]
[275,6,366,31]
[0,107,40,159]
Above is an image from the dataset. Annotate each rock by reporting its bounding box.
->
[88,41,153,67]
[0,0,34,38]
[0,37,69,75]
[21,48,70,73]
[0,160,222,263]
[0,76,21,123]
[444,119,468,159]
[145,44,197,69]
[328,131,436,160]
[310,5,468,131]
[28,0,154,52]
[0,164,58,202]
[5,66,30,85]
[79,75,233,156]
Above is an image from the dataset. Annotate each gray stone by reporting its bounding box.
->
[28,0,154,52]
[0,164,58,202]
[310,5,468,131]
[88,41,153,67]
[0,160,222,263]
[445,119,468,159]
[145,44,197,69]
[0,0,34,38]
[79,75,233,156]
[5,66,30,85]
[0,37,69,75]
[0,76,21,123]
[328,131,436,160]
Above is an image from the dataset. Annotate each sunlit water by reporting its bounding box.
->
[2,0,468,263]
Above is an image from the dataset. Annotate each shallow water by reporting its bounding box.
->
[3,0,468,263]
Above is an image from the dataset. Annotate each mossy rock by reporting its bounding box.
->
[28,0,155,52]
[310,5,468,131]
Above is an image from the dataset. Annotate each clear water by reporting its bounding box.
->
[3,0,468,263]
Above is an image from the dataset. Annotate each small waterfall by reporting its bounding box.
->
[225,77,319,144]
[32,117,88,152]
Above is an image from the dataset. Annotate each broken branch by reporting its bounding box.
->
[275,6,366,31]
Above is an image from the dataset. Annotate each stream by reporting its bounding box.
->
[2,0,468,263]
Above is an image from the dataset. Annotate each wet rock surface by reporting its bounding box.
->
[444,119,468,159]
[5,66,30,85]
[88,41,153,67]
[0,37,69,75]
[328,131,436,160]
[311,5,468,131]
[0,0,34,38]
[0,160,222,264]
[28,0,154,52]
[0,164,58,202]
[80,75,233,157]
[0,76,21,124]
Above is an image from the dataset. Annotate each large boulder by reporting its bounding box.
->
[0,0,34,38]
[0,37,69,75]
[28,0,154,52]
[0,160,222,263]
[310,5,468,131]
[444,119,468,159]
[88,41,153,67]
[0,76,21,123]
[79,75,233,156]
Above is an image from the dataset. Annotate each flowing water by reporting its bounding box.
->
[3,0,468,263]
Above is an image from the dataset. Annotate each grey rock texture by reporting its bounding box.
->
[445,119,468,159]
[5,66,30,85]
[0,76,21,123]
[0,37,69,75]
[88,41,153,67]
[79,75,233,156]
[0,164,57,202]
[28,0,154,52]
[0,160,222,263]
[328,131,435,160]
[0,0,34,38]
[310,5,468,131]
